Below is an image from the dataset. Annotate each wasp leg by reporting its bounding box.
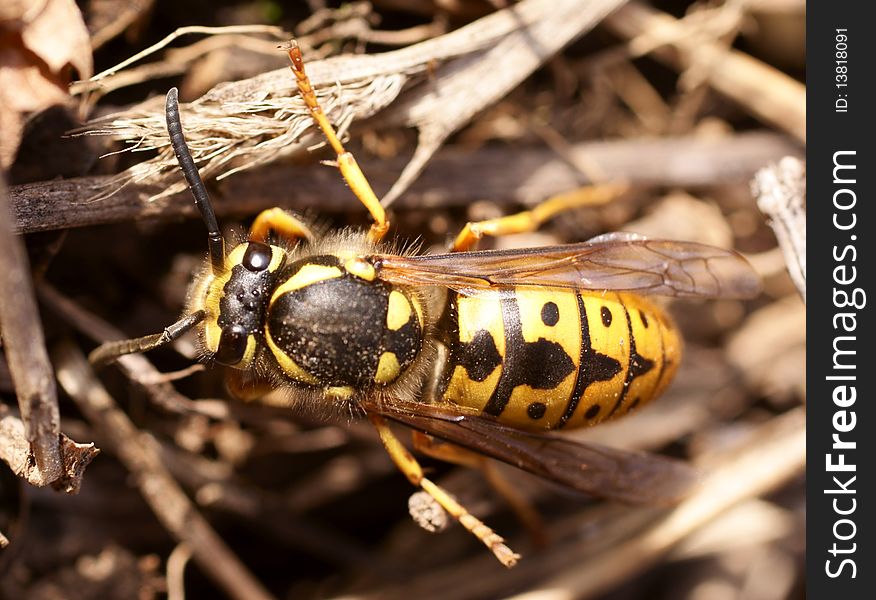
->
[451,182,629,252]
[248,208,315,245]
[225,369,277,402]
[286,40,389,245]
[368,413,520,567]
[411,431,548,549]
[89,310,206,368]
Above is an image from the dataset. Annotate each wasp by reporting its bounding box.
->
[90,41,761,567]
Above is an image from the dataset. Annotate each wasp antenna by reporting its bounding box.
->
[165,87,225,274]
[89,310,207,368]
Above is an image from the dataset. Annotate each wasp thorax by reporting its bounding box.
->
[265,255,424,395]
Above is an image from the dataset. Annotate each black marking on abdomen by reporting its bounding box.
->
[527,402,547,420]
[450,329,502,382]
[483,291,575,417]
[541,302,559,326]
[653,319,669,390]
[557,294,623,428]
[606,304,655,418]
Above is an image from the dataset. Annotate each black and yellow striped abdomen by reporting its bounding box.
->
[437,288,681,430]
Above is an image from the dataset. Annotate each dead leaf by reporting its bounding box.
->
[0,0,93,167]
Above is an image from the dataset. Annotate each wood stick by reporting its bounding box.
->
[53,341,276,600]
[0,172,63,485]
[339,408,804,600]
[507,409,805,600]
[9,131,799,234]
[0,403,98,492]
[752,157,806,301]
[604,2,806,142]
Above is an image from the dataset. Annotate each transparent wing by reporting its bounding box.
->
[373,234,761,298]
[360,397,697,505]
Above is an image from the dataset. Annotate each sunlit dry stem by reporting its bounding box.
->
[0,172,62,485]
[752,157,805,302]
[55,342,275,600]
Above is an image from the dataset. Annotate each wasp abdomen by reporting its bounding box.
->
[439,289,680,430]
[265,255,424,397]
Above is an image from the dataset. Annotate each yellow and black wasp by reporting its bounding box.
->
[90,41,761,567]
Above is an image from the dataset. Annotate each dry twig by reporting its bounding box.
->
[53,340,276,600]
[10,131,799,234]
[83,25,290,89]
[0,403,98,493]
[751,157,806,301]
[726,296,806,403]
[505,409,804,600]
[604,2,806,142]
[0,172,63,486]
[79,0,627,204]
[377,0,628,206]
[349,409,804,600]
[38,282,211,416]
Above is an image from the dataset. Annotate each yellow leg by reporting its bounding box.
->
[412,432,548,549]
[451,182,629,252]
[248,208,314,245]
[225,369,277,402]
[411,431,482,468]
[286,40,389,244]
[368,414,520,567]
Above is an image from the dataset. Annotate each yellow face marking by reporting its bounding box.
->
[236,334,257,369]
[375,351,401,384]
[271,264,343,300]
[344,257,376,281]
[225,243,249,265]
[326,386,354,399]
[387,291,413,331]
[264,328,319,385]
[201,272,224,353]
[203,245,251,353]
[266,244,285,272]
[200,243,285,354]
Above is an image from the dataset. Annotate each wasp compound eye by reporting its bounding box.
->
[243,242,273,272]
[216,324,249,365]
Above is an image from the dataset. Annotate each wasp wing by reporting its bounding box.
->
[374,234,760,299]
[361,398,698,505]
